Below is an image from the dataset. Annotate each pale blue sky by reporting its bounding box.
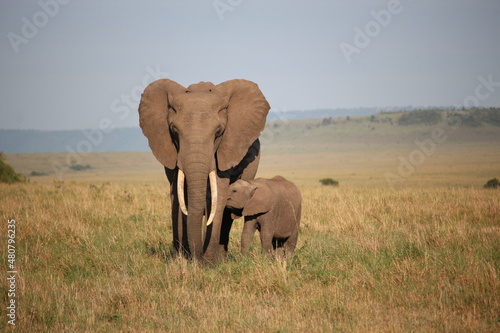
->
[1,0,499,130]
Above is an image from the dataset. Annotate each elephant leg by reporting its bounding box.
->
[171,193,181,255]
[275,245,285,259]
[241,217,258,254]
[259,224,274,255]
[171,187,189,258]
[203,212,231,263]
[219,209,234,253]
[273,237,287,259]
[284,209,301,258]
[166,167,189,258]
[166,167,180,257]
[284,229,299,258]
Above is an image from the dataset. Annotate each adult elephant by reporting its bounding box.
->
[139,79,270,263]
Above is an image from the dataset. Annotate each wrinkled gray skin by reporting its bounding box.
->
[139,79,270,263]
[227,176,302,258]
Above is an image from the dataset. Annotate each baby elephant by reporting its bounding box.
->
[226,176,301,258]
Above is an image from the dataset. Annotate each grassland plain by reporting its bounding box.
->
[1,112,499,331]
[0,181,498,332]
[7,142,499,188]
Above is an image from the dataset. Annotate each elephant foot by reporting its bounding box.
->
[202,245,229,264]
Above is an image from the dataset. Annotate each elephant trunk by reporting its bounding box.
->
[177,169,217,226]
[177,150,218,260]
[186,172,208,260]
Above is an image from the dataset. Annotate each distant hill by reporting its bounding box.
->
[266,106,452,121]
[1,108,499,154]
[267,107,380,121]
[265,108,500,147]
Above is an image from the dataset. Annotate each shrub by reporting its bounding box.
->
[484,178,499,189]
[479,108,500,126]
[398,110,441,126]
[69,164,92,171]
[319,178,339,186]
[446,108,500,127]
[447,112,482,127]
[320,117,334,126]
[0,152,26,184]
[30,171,49,176]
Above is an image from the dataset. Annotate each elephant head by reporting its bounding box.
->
[139,79,270,260]
[227,179,272,217]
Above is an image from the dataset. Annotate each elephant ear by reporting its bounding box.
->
[215,79,270,171]
[242,185,272,217]
[138,79,186,169]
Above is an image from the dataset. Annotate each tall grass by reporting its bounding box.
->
[1,181,498,332]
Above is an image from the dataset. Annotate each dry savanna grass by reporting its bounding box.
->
[1,141,499,332]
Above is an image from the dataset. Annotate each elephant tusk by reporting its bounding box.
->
[177,169,188,216]
[206,170,218,226]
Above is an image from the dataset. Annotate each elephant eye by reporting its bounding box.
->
[170,125,179,135]
[215,126,223,138]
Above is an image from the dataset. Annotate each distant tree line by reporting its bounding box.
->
[315,108,500,128]
[447,108,500,127]
[397,110,441,126]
